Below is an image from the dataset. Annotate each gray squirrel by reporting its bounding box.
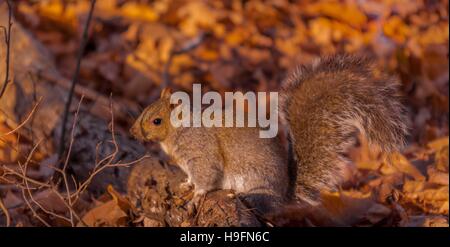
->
[130,54,408,214]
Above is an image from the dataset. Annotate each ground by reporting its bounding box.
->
[0,0,448,227]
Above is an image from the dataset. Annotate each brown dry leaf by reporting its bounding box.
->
[0,123,17,147]
[403,180,449,214]
[389,152,426,181]
[177,1,220,37]
[80,185,132,227]
[121,2,158,22]
[426,137,449,178]
[435,146,449,173]
[309,18,333,46]
[98,61,120,83]
[365,203,392,225]
[427,166,449,186]
[403,180,427,194]
[2,190,24,209]
[210,63,235,89]
[383,16,411,44]
[320,190,382,226]
[171,54,194,74]
[417,23,449,47]
[245,1,281,29]
[305,2,367,28]
[225,27,249,46]
[439,201,449,214]
[173,73,195,89]
[17,3,41,28]
[81,199,129,227]
[0,147,18,163]
[2,0,448,228]
[420,186,449,203]
[357,160,382,171]
[107,185,134,213]
[237,47,271,65]
[159,37,174,63]
[36,1,78,27]
[369,173,404,202]
[427,136,449,152]
[32,190,68,214]
[401,215,449,227]
[180,221,192,227]
[196,47,219,62]
[143,217,164,227]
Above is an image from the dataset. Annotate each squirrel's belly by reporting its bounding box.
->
[222,175,246,192]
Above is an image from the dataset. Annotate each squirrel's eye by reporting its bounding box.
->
[153,118,162,125]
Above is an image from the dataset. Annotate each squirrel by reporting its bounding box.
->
[129,54,408,214]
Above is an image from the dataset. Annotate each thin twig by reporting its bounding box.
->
[20,189,51,227]
[69,97,148,204]
[58,0,96,162]
[0,197,10,227]
[0,0,12,98]
[49,186,86,226]
[19,140,73,225]
[1,166,51,188]
[0,97,42,138]
[0,93,147,227]
[61,96,84,226]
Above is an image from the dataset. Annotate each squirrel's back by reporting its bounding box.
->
[280,54,408,204]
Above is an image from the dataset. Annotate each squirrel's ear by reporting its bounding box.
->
[160,87,172,99]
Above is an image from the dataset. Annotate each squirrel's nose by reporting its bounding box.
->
[130,124,140,138]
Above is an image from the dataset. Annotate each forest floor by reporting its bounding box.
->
[0,0,448,227]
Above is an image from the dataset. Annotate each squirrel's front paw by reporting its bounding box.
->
[179,180,194,193]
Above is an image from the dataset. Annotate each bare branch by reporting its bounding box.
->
[1,166,51,189]
[0,0,13,98]
[58,0,97,162]
[61,95,84,225]
[0,97,42,138]
[20,189,51,227]
[1,94,146,227]
[20,140,72,225]
[0,197,10,227]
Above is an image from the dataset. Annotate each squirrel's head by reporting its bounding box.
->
[130,88,173,142]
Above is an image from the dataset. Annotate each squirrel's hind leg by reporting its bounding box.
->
[239,193,285,216]
[182,156,224,215]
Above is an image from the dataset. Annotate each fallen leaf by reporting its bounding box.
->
[401,215,449,227]
[427,166,449,185]
[390,153,426,181]
[121,2,158,22]
[80,185,133,227]
[365,203,392,224]
[81,199,129,227]
[321,190,378,226]
[427,136,449,152]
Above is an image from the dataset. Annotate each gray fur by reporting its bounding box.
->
[280,54,408,204]
[130,54,408,213]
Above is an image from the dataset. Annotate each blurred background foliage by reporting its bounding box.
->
[0,0,448,226]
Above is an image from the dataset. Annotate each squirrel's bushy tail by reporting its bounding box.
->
[280,54,408,205]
